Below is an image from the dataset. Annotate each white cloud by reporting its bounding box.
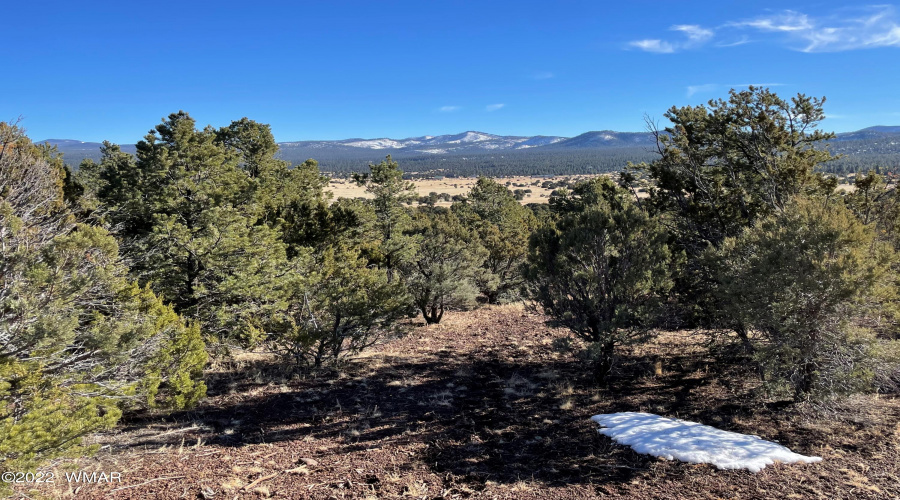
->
[731,11,813,33]
[730,6,900,52]
[629,39,676,53]
[686,84,718,97]
[629,5,900,53]
[486,103,505,112]
[438,106,460,112]
[630,24,712,53]
[672,24,714,42]
[715,35,752,47]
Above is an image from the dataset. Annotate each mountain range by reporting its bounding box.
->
[41,126,900,176]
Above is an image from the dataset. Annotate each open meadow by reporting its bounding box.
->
[327,175,601,205]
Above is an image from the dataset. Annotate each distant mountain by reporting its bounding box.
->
[40,125,900,176]
[41,139,136,158]
[542,131,657,149]
[859,126,900,134]
[278,131,569,156]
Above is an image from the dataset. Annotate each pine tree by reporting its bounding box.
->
[94,112,290,344]
[352,155,418,282]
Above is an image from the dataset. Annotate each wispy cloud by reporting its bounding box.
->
[629,5,900,53]
[629,24,711,53]
[735,6,900,52]
[686,84,718,97]
[629,39,676,53]
[672,24,714,43]
[438,106,460,112]
[486,103,505,112]
[686,83,786,97]
[715,35,752,47]
[532,71,555,80]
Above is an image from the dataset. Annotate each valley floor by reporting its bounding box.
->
[16,305,900,499]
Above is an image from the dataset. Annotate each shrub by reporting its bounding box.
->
[712,196,900,400]
[524,177,673,379]
[0,123,206,474]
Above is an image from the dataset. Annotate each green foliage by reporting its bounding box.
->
[639,86,835,253]
[524,177,673,378]
[274,247,410,368]
[712,196,899,399]
[93,112,294,344]
[353,155,418,282]
[842,172,900,336]
[0,123,206,474]
[0,360,121,474]
[844,172,900,247]
[631,87,838,328]
[402,209,484,324]
[453,177,537,303]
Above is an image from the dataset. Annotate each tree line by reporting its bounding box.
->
[2,87,898,477]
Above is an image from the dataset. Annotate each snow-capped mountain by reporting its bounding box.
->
[40,125,900,169]
[278,131,570,156]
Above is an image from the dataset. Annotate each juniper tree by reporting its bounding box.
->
[712,196,899,399]
[630,87,838,330]
[402,209,484,324]
[274,246,410,368]
[453,177,537,303]
[0,123,206,474]
[524,177,673,379]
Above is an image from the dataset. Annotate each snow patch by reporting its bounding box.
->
[591,413,822,473]
[343,139,405,149]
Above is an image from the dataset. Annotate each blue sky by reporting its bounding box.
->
[5,1,900,143]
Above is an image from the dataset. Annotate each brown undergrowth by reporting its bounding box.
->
[12,304,900,499]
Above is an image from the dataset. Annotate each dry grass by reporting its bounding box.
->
[327,175,607,206]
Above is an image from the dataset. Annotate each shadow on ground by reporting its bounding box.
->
[113,337,771,489]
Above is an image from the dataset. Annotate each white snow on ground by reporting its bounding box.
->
[591,412,822,472]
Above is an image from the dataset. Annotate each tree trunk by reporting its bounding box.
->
[422,304,443,324]
[593,341,616,383]
[735,325,765,382]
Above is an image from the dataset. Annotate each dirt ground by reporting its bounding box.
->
[14,304,900,499]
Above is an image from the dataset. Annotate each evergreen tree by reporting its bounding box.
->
[402,209,484,324]
[632,86,835,252]
[524,177,673,379]
[352,155,418,282]
[712,196,899,399]
[630,87,837,329]
[0,123,205,475]
[454,177,537,303]
[274,246,410,368]
[94,112,290,344]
